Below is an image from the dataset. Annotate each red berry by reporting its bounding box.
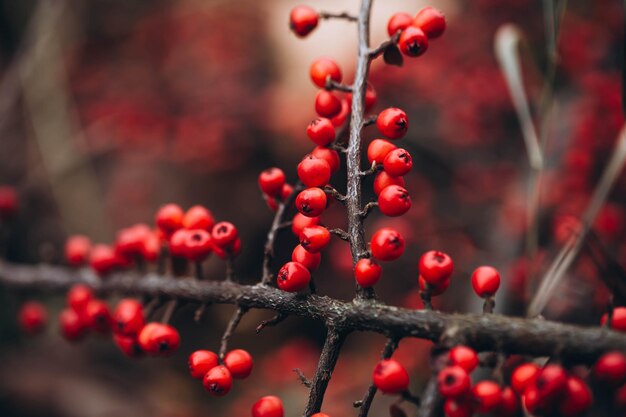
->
[155,204,184,237]
[472,381,501,413]
[310,58,342,88]
[373,171,405,195]
[292,213,321,236]
[188,350,219,379]
[370,228,405,261]
[115,224,151,258]
[212,221,238,248]
[419,275,450,296]
[290,6,319,38]
[376,108,408,139]
[203,365,233,396]
[449,346,478,373]
[299,225,331,253]
[59,308,87,341]
[413,7,446,39]
[511,363,540,394]
[315,90,342,118]
[522,385,542,415]
[311,414,329,417]
[594,351,626,386]
[559,376,592,416]
[387,12,413,36]
[184,229,213,261]
[113,298,145,336]
[183,205,215,231]
[311,146,340,174]
[383,148,413,177]
[141,231,161,262]
[298,155,331,187]
[138,322,181,356]
[252,396,284,417]
[471,266,501,298]
[90,244,118,275]
[378,185,411,217]
[331,98,350,127]
[292,244,322,271]
[277,261,311,292]
[281,183,294,201]
[296,187,327,217]
[398,26,428,57]
[224,349,254,379]
[169,229,190,257]
[419,251,454,286]
[84,299,112,333]
[438,366,471,398]
[65,235,92,266]
[443,398,474,417]
[367,139,397,164]
[355,258,382,288]
[18,301,47,334]
[0,185,17,218]
[67,284,93,313]
[535,365,568,403]
[113,334,144,358]
[372,359,410,394]
[497,387,519,416]
[307,118,336,146]
[602,307,626,331]
[259,168,286,198]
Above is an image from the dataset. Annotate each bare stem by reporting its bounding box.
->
[219,306,249,359]
[319,11,358,22]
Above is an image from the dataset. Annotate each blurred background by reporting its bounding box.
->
[0,0,624,416]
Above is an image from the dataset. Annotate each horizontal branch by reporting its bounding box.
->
[1,261,625,362]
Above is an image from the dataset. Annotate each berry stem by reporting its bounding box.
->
[161,299,178,324]
[328,228,350,242]
[255,311,287,334]
[356,338,398,417]
[319,11,358,22]
[219,305,249,360]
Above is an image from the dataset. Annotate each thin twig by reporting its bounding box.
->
[294,368,313,387]
[368,32,401,59]
[219,306,249,359]
[319,11,358,21]
[360,202,378,218]
[325,79,353,93]
[357,338,399,416]
[329,228,350,242]
[362,115,377,127]
[323,186,347,203]
[360,162,382,177]
[161,299,179,324]
[225,254,235,282]
[256,312,288,333]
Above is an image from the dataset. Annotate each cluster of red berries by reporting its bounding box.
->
[188,348,253,396]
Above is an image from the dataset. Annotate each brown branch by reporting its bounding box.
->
[360,201,378,218]
[319,11,358,22]
[368,32,401,59]
[256,312,288,333]
[219,306,249,359]
[356,338,399,417]
[323,186,347,203]
[325,79,353,93]
[294,368,313,388]
[329,228,350,242]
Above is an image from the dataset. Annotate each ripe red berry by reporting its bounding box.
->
[438,366,471,398]
[296,187,327,217]
[259,168,286,198]
[280,183,294,201]
[224,349,254,379]
[373,171,405,195]
[18,301,47,334]
[141,231,161,262]
[498,387,519,416]
[115,224,151,258]
[311,146,340,174]
[594,351,626,386]
[419,250,454,286]
[443,398,474,417]
[252,396,284,417]
[67,284,93,313]
[84,299,112,333]
[419,275,450,296]
[472,381,502,413]
[65,235,92,266]
[188,350,219,379]
[355,258,382,288]
[413,6,446,39]
[90,244,118,275]
[376,108,408,139]
[155,203,184,237]
[367,139,397,164]
[292,244,322,271]
[449,346,478,373]
[370,228,405,261]
[398,26,429,57]
[315,90,342,118]
[535,365,568,403]
[601,307,626,331]
[138,322,181,356]
[307,118,336,146]
[183,205,215,231]
[511,362,540,394]
[471,266,501,298]
[299,225,331,253]
[311,414,330,417]
[290,6,319,38]
[331,98,350,126]
[522,385,542,415]
[59,308,87,341]
[184,229,213,261]
[169,229,191,257]
[203,365,233,396]
[292,213,321,236]
[383,148,413,177]
[378,185,411,217]
[298,155,331,187]
[310,58,342,88]
[113,298,145,336]
[113,334,143,357]
[277,261,311,292]
[0,185,17,218]
[372,359,410,394]
[387,12,413,37]
[559,376,592,416]
[212,222,238,248]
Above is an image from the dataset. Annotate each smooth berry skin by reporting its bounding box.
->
[203,365,233,396]
[169,229,192,257]
[18,301,48,334]
[113,298,145,336]
[277,261,311,292]
[59,308,87,341]
[355,258,382,288]
[522,385,542,415]
[373,171,405,195]
[448,346,478,373]
[419,275,450,296]
[212,221,238,248]
[85,299,112,333]
[280,183,294,201]
[372,359,410,394]
[311,146,340,174]
[594,351,626,386]
[65,235,92,266]
[155,204,184,237]
[90,244,118,275]
[311,414,330,417]
[138,322,181,356]
[535,365,568,403]
[300,225,331,253]
[259,168,286,198]
[471,266,501,298]
[289,6,318,38]
[183,229,213,262]
[252,396,284,417]
[307,118,336,146]
[559,376,592,416]
[67,284,93,313]
[387,12,413,36]
[141,232,161,262]
[498,387,519,416]
[292,213,320,237]
[398,26,429,57]
[443,398,474,417]
[601,307,626,331]
[0,185,18,218]
[511,362,540,394]
[115,224,151,258]
[331,98,350,127]
[188,350,219,379]
[310,58,342,88]
[367,139,397,164]
[419,251,454,286]
[183,205,215,231]
[298,155,331,188]
[378,185,411,217]
[472,381,502,413]
[413,7,446,39]
[224,349,254,379]
[296,187,327,217]
[315,90,342,118]
[370,228,405,261]
[376,108,408,139]
[292,244,322,271]
[438,366,471,398]
[383,148,413,177]
[113,334,144,358]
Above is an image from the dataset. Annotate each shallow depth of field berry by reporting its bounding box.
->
[1,1,626,417]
